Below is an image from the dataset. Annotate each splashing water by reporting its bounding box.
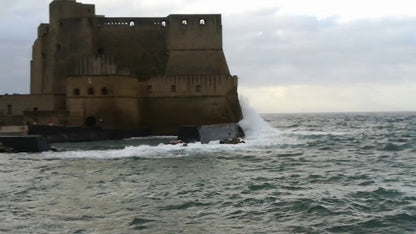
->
[238,96,278,139]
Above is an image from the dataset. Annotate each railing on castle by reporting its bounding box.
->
[97,17,167,28]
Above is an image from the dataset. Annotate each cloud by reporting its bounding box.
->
[225,12,416,87]
[0,43,30,94]
[239,83,416,113]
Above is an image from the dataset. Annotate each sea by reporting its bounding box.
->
[1,102,416,233]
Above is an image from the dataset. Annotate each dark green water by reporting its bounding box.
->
[1,112,416,233]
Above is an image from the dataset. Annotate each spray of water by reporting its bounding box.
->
[238,96,277,139]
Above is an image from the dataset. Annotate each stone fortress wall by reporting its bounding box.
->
[0,0,242,134]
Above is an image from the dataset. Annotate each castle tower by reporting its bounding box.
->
[165,15,231,76]
[31,0,95,94]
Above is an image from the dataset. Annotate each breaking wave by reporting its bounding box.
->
[238,96,277,139]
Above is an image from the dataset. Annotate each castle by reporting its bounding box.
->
[0,0,242,135]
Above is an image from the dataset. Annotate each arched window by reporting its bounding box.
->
[181,19,188,25]
[85,116,97,127]
[161,21,167,27]
[129,20,135,27]
[200,19,206,25]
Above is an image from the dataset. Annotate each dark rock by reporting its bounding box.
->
[178,123,245,144]
[220,137,245,145]
[177,126,200,143]
[0,142,15,153]
[0,136,51,152]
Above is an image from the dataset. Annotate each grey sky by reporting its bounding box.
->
[1,0,416,112]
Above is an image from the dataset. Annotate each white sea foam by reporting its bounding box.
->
[39,140,254,159]
[238,96,278,139]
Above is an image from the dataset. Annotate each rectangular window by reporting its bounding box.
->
[88,88,94,95]
[101,87,108,95]
[73,88,80,95]
[171,85,176,92]
[7,104,12,115]
[196,85,201,92]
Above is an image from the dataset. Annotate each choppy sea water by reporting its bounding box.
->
[1,107,416,233]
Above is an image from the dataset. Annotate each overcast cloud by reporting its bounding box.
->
[225,13,416,86]
[1,0,416,112]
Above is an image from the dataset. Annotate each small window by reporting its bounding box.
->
[33,107,38,111]
[129,20,135,27]
[73,88,80,95]
[196,85,201,92]
[161,21,167,27]
[200,19,206,25]
[101,87,108,95]
[147,85,153,93]
[88,88,94,95]
[7,104,12,115]
[56,44,61,51]
[181,19,188,25]
[97,48,104,55]
[171,85,176,92]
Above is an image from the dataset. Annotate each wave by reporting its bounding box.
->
[238,96,278,139]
